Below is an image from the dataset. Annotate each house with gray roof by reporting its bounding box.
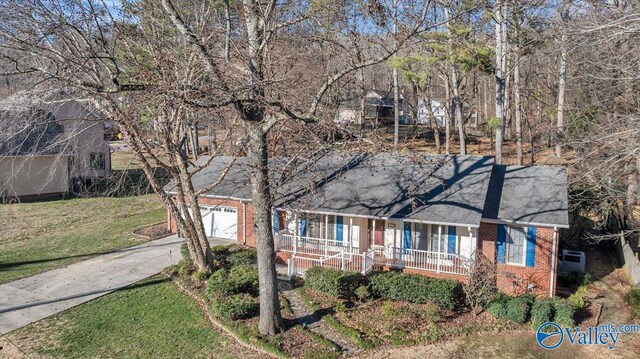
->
[0,89,112,200]
[164,152,569,297]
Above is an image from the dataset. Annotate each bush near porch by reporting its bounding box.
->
[368,271,463,310]
[172,244,339,359]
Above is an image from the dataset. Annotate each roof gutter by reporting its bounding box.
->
[481,217,570,229]
[275,207,481,228]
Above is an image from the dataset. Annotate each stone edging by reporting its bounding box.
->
[166,274,287,359]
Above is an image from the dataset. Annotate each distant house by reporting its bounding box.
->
[335,90,407,125]
[0,89,112,200]
[164,153,569,297]
[416,99,446,127]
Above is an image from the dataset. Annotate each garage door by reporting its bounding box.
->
[200,206,238,240]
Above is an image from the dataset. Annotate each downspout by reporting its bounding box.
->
[549,227,559,298]
[242,201,247,245]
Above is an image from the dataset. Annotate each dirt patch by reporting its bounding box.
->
[134,222,171,241]
[584,247,636,324]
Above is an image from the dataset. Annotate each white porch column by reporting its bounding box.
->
[436,225,442,273]
[372,219,376,248]
[324,215,329,256]
[349,217,353,255]
[293,213,299,254]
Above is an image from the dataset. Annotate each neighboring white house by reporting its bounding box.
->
[0,89,111,200]
[416,99,446,127]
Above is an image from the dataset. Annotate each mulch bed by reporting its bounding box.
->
[134,222,171,240]
[301,289,505,348]
[174,267,337,358]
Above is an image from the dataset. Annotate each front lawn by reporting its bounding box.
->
[0,195,165,284]
[5,276,260,358]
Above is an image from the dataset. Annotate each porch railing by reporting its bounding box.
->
[287,248,376,277]
[277,233,358,256]
[377,247,471,275]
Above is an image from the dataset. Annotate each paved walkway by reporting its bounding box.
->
[0,235,230,334]
[278,281,360,355]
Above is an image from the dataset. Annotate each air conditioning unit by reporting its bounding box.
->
[558,250,586,274]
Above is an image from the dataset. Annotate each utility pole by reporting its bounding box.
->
[393,0,400,150]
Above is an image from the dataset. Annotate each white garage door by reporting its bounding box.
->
[200,206,238,240]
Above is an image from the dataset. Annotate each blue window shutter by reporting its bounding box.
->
[403,222,412,249]
[497,225,507,263]
[526,226,537,267]
[273,211,279,233]
[336,216,344,242]
[447,226,456,253]
[299,219,307,236]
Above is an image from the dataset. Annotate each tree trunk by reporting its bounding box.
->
[494,0,507,164]
[556,0,569,158]
[514,15,523,165]
[444,74,452,155]
[392,0,400,149]
[246,121,285,336]
[627,155,640,222]
[444,5,466,155]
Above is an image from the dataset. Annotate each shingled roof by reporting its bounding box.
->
[164,153,569,228]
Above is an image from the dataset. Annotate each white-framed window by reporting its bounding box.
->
[506,226,527,266]
[412,223,429,250]
[429,224,449,253]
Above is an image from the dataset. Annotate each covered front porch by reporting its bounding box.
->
[274,209,477,278]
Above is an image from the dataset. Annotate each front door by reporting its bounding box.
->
[367,219,385,246]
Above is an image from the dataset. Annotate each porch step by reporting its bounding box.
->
[277,280,360,355]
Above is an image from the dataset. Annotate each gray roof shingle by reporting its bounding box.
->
[482,165,569,228]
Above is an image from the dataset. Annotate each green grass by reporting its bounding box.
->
[14,276,241,358]
[0,195,165,284]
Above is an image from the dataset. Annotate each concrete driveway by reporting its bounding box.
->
[0,235,230,334]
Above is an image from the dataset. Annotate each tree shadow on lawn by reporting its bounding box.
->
[0,277,169,314]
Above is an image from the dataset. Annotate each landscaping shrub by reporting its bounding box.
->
[211,293,259,320]
[368,271,462,309]
[486,301,508,320]
[206,265,259,299]
[626,288,640,318]
[192,270,208,281]
[505,297,531,324]
[485,293,511,321]
[228,248,257,266]
[554,299,576,327]
[180,243,191,261]
[211,244,232,266]
[304,267,366,299]
[530,299,554,329]
[354,285,371,302]
[568,285,588,308]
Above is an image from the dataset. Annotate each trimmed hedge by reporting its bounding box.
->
[554,299,575,327]
[229,248,257,266]
[368,271,462,309]
[531,299,554,329]
[506,297,530,324]
[305,267,366,299]
[486,293,532,324]
[211,293,259,320]
[206,265,259,299]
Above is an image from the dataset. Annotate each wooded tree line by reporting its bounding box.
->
[0,0,638,335]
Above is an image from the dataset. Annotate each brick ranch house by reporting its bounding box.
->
[165,153,569,297]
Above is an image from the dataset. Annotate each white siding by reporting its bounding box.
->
[0,155,69,197]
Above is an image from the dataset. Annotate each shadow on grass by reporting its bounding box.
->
[0,277,169,314]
